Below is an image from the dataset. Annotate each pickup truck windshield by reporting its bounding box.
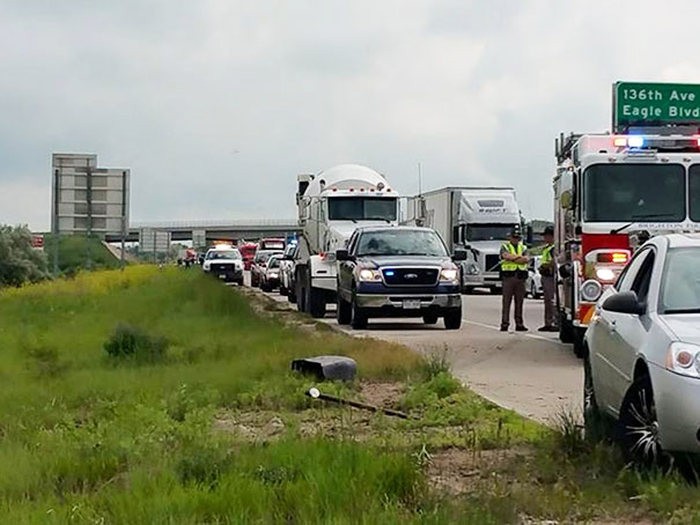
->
[356,230,448,257]
[583,164,685,222]
[206,250,241,260]
[466,224,514,241]
[328,197,397,221]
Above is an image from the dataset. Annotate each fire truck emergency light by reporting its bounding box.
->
[627,136,644,148]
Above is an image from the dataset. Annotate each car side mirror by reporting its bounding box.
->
[452,249,467,262]
[336,249,353,261]
[601,291,644,315]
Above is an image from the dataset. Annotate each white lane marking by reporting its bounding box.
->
[464,319,567,346]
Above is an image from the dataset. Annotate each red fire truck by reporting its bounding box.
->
[554,131,700,357]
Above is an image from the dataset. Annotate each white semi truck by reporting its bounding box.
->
[404,187,521,293]
[293,164,400,317]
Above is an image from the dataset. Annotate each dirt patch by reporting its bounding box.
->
[359,381,404,409]
[213,411,287,442]
[427,447,532,495]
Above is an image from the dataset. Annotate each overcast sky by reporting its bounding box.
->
[2,0,700,230]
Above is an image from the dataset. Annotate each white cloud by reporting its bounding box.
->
[2,0,700,229]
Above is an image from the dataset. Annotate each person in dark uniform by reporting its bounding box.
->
[500,225,529,331]
[538,226,558,332]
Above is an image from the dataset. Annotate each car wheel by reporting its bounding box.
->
[443,308,462,330]
[337,294,352,325]
[236,279,244,286]
[618,375,670,470]
[350,295,368,329]
[583,354,613,443]
[288,285,297,304]
[279,285,287,296]
[422,313,438,325]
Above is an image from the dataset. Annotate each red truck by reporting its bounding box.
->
[238,242,258,271]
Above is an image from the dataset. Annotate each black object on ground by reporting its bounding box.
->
[291,355,357,381]
[306,387,408,419]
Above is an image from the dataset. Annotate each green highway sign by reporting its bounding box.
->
[613,81,700,131]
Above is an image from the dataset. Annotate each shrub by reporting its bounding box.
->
[103,323,168,362]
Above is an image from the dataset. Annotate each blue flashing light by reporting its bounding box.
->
[385,270,395,276]
[627,135,644,148]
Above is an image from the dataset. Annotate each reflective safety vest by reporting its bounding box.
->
[501,242,527,271]
[540,244,554,265]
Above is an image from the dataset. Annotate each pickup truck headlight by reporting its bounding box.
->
[665,342,700,378]
[358,269,382,282]
[439,268,459,282]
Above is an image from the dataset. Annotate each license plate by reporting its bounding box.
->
[402,299,421,310]
[219,274,227,279]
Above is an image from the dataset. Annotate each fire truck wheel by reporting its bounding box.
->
[573,328,587,359]
[558,312,574,344]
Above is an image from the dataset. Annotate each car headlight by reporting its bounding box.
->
[269,272,279,278]
[580,279,603,302]
[467,264,479,275]
[358,268,381,282]
[440,268,459,282]
[665,342,700,378]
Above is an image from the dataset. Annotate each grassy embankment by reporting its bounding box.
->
[1,267,699,523]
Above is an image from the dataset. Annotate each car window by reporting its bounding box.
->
[660,248,700,313]
[268,257,280,268]
[630,251,655,306]
[616,249,652,292]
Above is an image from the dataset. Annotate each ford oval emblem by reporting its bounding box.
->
[405,273,418,279]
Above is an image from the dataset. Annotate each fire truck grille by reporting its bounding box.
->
[382,268,439,286]
[485,254,501,273]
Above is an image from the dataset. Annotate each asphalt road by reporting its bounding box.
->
[252,273,582,424]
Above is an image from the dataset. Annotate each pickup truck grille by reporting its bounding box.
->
[211,263,238,273]
[381,268,439,286]
[485,254,501,273]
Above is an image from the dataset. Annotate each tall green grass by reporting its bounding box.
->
[0,266,460,523]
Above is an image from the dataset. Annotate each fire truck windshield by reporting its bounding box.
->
[689,166,700,222]
[583,164,685,223]
[466,224,514,241]
[328,197,397,221]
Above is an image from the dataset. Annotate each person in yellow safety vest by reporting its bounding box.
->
[538,226,558,332]
[500,225,529,332]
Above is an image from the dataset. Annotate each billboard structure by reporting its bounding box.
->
[51,153,131,270]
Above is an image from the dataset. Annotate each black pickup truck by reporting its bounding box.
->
[336,226,466,330]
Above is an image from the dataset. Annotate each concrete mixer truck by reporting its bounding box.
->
[292,164,400,317]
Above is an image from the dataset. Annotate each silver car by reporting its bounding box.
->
[585,233,700,466]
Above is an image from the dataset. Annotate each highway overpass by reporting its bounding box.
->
[104,219,300,243]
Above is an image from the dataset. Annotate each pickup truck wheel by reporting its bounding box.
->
[279,285,287,296]
[295,268,307,313]
[351,297,368,329]
[236,278,244,286]
[337,295,352,325]
[287,286,297,304]
[422,313,438,325]
[443,308,462,330]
